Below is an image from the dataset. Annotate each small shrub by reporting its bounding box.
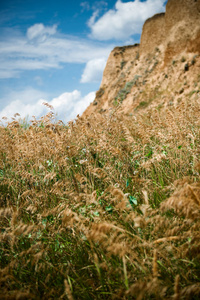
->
[96,88,104,99]
[135,101,149,110]
[120,60,126,70]
[113,99,119,106]
[115,76,141,103]
[188,90,196,97]
[191,55,198,65]
[179,88,184,94]
[184,63,189,71]
[181,56,186,62]
[115,80,135,103]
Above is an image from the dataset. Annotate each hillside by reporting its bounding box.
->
[83,0,200,118]
[0,0,200,299]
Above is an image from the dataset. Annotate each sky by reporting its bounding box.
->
[0,0,167,124]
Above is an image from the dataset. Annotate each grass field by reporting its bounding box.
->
[0,95,200,299]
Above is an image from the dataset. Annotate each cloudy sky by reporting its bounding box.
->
[0,0,167,123]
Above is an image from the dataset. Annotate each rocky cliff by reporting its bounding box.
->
[83,0,200,118]
[140,13,165,56]
[164,0,200,63]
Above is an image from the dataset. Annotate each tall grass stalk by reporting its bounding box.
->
[0,95,199,299]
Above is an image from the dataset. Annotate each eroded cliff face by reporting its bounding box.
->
[89,44,140,113]
[140,13,165,56]
[164,0,200,63]
[83,0,200,118]
[140,0,200,61]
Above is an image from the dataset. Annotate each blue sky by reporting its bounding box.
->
[0,0,166,123]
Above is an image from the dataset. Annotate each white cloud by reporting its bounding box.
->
[88,10,100,28]
[88,0,166,41]
[91,1,108,12]
[0,69,20,79]
[80,2,90,12]
[81,58,107,83]
[49,90,95,120]
[0,99,45,121]
[0,88,48,111]
[81,1,108,13]
[27,23,57,41]
[0,88,95,123]
[0,23,113,79]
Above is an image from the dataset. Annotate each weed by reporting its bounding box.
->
[181,56,186,62]
[191,55,198,66]
[184,63,189,71]
[135,101,149,110]
[120,60,126,70]
[0,93,199,299]
[115,76,141,103]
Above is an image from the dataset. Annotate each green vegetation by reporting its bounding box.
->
[135,100,150,110]
[120,60,126,70]
[191,55,198,66]
[184,63,189,71]
[0,95,200,299]
[181,56,186,63]
[115,75,141,104]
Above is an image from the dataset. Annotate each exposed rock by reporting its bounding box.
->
[164,0,200,63]
[140,13,165,56]
[84,44,140,116]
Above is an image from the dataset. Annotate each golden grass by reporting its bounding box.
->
[0,95,199,299]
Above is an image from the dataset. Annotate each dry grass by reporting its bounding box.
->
[0,95,200,299]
